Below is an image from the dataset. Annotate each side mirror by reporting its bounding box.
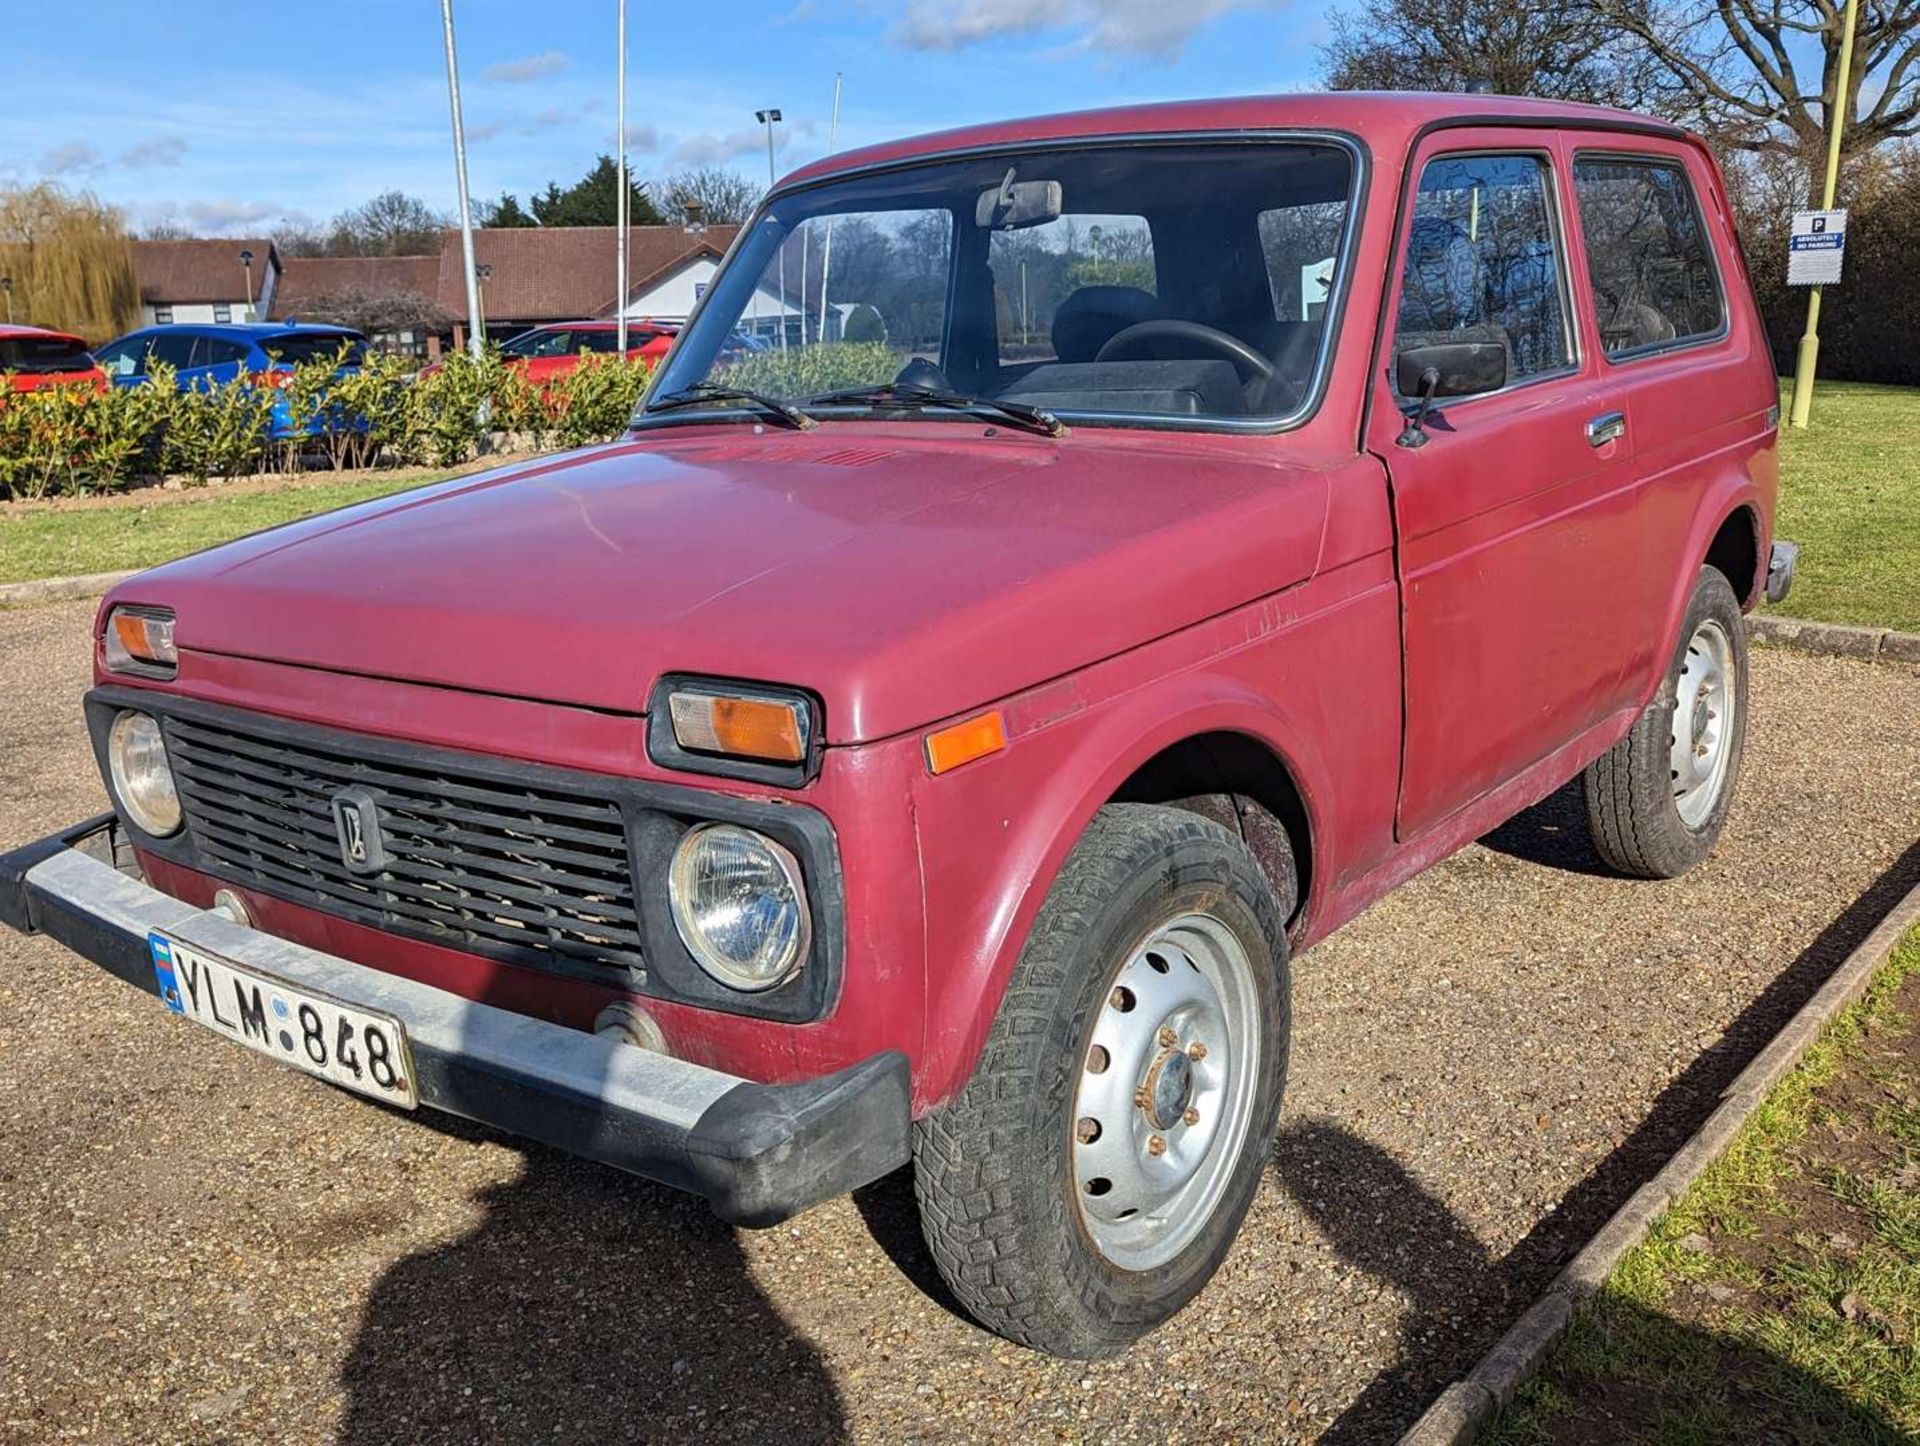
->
[1394,340,1507,448]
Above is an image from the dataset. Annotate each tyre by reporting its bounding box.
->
[1584,565,1749,879]
[912,802,1290,1358]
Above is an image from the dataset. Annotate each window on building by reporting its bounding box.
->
[1395,153,1572,394]
[153,306,174,325]
[1572,157,1725,356]
[213,304,232,323]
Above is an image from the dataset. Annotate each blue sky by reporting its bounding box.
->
[4,1,1333,237]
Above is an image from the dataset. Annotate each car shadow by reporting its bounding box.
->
[1475,777,1615,876]
[337,1129,847,1446]
[1283,832,1920,1440]
[337,986,848,1446]
[1272,1117,1907,1444]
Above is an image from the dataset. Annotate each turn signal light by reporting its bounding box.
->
[924,710,1007,775]
[669,689,808,763]
[103,606,178,676]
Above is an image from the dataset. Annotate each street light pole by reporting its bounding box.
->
[1788,0,1861,429]
[239,249,255,320]
[756,107,785,351]
[439,0,484,358]
[615,0,629,353]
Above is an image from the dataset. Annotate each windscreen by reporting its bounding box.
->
[645,139,1356,429]
[261,332,367,367]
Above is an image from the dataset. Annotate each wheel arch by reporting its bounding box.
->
[915,679,1335,1112]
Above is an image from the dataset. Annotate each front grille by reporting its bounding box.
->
[164,713,644,975]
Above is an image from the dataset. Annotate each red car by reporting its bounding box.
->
[2,93,1787,1359]
[422,320,676,384]
[0,324,106,393]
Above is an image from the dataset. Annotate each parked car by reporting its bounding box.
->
[422,320,677,384]
[0,93,1791,1361]
[0,324,106,393]
[92,322,368,439]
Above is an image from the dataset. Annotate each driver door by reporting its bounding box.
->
[1373,135,1642,840]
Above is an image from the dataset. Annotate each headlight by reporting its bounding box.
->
[107,709,182,836]
[668,823,810,991]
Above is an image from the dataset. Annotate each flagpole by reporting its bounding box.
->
[439,0,483,358]
[615,0,630,352]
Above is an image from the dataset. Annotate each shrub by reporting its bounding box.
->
[715,341,899,399]
[551,352,654,448]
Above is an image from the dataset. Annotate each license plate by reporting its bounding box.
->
[149,932,418,1109]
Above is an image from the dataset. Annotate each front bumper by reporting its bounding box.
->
[0,815,909,1227]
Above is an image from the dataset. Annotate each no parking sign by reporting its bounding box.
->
[1787,209,1847,286]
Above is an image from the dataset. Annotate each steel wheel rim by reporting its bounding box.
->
[1070,911,1261,1272]
[1671,617,1736,829]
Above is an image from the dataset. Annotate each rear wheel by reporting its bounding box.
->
[1584,566,1748,878]
[912,803,1289,1358]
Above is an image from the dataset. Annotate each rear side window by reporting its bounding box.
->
[1395,153,1572,392]
[203,340,250,366]
[148,334,199,370]
[262,332,367,366]
[1572,158,1724,356]
[0,335,93,373]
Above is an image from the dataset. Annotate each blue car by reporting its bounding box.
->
[92,322,368,440]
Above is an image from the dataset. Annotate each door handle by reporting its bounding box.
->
[1586,410,1627,447]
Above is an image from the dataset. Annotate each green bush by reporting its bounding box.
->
[715,341,899,398]
[0,343,663,501]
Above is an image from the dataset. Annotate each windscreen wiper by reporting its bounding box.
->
[811,384,1067,438]
[645,382,816,430]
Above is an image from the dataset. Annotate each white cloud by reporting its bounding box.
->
[121,135,189,169]
[892,0,1271,59]
[40,141,101,176]
[668,117,817,168]
[483,50,569,84]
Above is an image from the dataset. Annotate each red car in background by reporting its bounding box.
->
[422,320,677,384]
[0,325,106,393]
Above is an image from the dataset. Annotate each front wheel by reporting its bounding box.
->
[912,803,1290,1358]
[1584,566,1749,878]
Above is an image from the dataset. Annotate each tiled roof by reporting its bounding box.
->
[434,225,738,322]
[271,255,443,320]
[130,239,278,304]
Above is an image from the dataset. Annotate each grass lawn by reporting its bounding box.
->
[0,472,443,587]
[1771,380,1920,634]
[1487,927,1920,1445]
[2,384,1917,632]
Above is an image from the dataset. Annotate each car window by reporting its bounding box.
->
[147,333,200,370]
[1395,153,1572,394]
[1261,201,1349,323]
[203,339,251,367]
[94,340,144,378]
[260,333,367,366]
[0,335,94,373]
[575,330,622,354]
[505,329,575,358]
[1572,157,1725,356]
[989,213,1154,366]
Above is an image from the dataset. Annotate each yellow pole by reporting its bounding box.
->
[1788,0,1861,428]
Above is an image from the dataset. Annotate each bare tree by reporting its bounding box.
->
[657,166,762,226]
[292,284,451,341]
[1321,0,1664,103]
[139,218,196,241]
[326,191,448,257]
[1598,0,1920,168]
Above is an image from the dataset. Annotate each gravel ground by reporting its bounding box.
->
[2,602,1918,1445]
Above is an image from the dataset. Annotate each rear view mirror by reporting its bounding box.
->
[976,171,1063,230]
[1394,340,1508,449]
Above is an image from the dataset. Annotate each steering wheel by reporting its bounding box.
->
[1095,320,1275,382]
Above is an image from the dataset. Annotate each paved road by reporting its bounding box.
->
[3,599,1918,1445]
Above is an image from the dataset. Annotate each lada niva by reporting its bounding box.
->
[0,92,1794,1358]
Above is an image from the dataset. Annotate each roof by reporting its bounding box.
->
[436,225,738,322]
[0,324,86,344]
[114,321,361,341]
[271,254,441,320]
[782,91,1690,189]
[129,238,278,304]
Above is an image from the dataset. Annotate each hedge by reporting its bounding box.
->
[0,345,656,502]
